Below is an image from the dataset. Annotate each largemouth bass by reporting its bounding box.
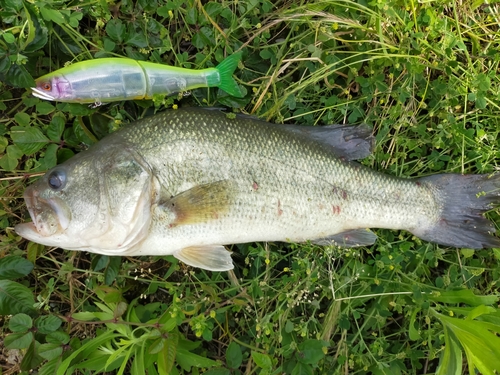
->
[31,54,242,105]
[15,108,500,271]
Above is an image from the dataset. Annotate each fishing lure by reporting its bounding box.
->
[32,53,243,105]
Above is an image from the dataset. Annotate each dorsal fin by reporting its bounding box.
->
[282,123,374,160]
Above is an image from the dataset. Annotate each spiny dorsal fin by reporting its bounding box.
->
[283,123,375,161]
[159,180,235,226]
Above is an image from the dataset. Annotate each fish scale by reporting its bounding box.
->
[115,109,435,246]
[15,108,500,271]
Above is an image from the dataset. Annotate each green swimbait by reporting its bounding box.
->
[31,54,243,105]
[15,108,500,271]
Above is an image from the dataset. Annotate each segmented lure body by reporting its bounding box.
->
[32,54,242,104]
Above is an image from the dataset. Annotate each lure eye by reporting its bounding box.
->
[47,170,66,191]
[41,82,51,91]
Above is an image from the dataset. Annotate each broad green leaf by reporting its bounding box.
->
[104,256,122,285]
[204,2,223,17]
[437,326,462,375]
[126,32,148,48]
[2,32,15,43]
[9,313,32,332]
[0,145,20,170]
[158,332,178,374]
[466,305,496,321]
[36,101,55,115]
[35,315,62,334]
[39,343,63,360]
[6,64,35,88]
[69,12,83,28]
[159,316,177,333]
[428,290,498,306]
[113,301,128,319]
[10,126,50,155]
[103,38,116,52]
[296,339,327,365]
[0,256,34,280]
[57,148,75,163]
[14,112,30,126]
[0,136,7,153]
[148,338,164,354]
[476,95,487,109]
[57,103,93,116]
[89,112,111,139]
[36,143,58,171]
[191,26,215,49]
[26,242,43,263]
[106,19,126,43]
[21,340,44,371]
[186,8,198,25]
[92,254,109,272]
[47,116,65,142]
[39,5,66,25]
[226,341,242,369]
[0,279,35,315]
[71,311,96,322]
[292,361,313,375]
[437,313,500,374]
[46,331,70,345]
[176,348,219,370]
[3,0,23,11]
[251,351,272,369]
[4,331,33,349]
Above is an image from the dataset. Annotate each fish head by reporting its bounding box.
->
[32,72,74,102]
[15,146,157,254]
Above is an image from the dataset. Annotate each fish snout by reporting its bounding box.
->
[24,187,71,237]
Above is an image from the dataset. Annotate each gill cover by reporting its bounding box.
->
[83,148,156,251]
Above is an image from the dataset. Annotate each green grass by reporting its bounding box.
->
[2,0,500,374]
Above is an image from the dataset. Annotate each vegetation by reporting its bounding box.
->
[1,0,500,374]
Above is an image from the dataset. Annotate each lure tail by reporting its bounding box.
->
[208,53,243,98]
[411,174,500,248]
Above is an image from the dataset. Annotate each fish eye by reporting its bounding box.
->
[42,82,51,91]
[47,170,66,191]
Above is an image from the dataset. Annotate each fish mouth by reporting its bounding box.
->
[20,186,71,238]
[31,87,56,101]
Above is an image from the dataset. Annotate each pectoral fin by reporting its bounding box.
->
[174,246,234,271]
[159,180,235,226]
[312,229,377,247]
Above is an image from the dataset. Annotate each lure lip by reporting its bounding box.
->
[31,87,56,101]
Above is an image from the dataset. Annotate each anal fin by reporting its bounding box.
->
[312,229,377,247]
[174,245,234,271]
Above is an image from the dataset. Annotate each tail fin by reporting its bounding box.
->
[214,52,243,97]
[411,174,500,248]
